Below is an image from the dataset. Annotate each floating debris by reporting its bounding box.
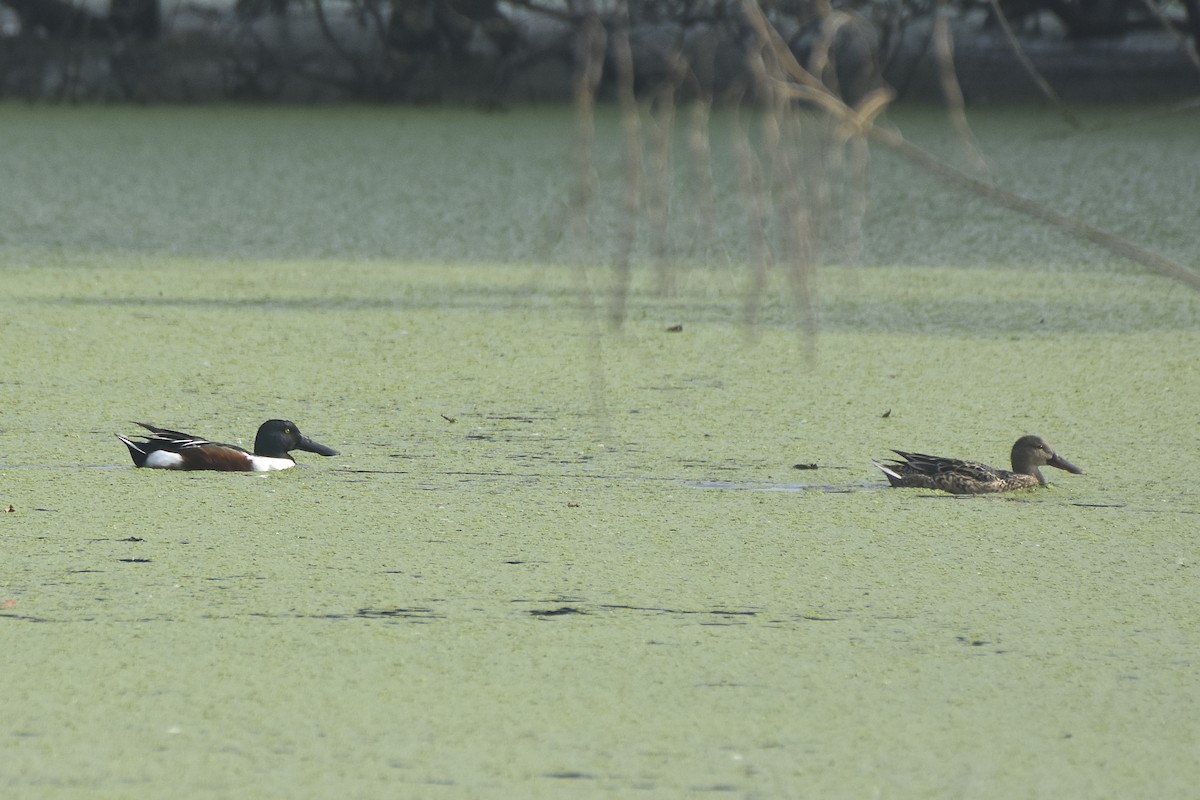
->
[529,607,584,617]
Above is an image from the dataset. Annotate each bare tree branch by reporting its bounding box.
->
[740,0,1200,292]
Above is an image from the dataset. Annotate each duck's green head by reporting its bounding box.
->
[255,419,339,459]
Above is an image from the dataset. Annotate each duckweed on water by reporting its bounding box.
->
[2,105,1198,798]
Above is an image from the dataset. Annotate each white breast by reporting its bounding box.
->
[247,456,297,472]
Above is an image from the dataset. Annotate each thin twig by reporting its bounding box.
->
[932,2,989,172]
[569,14,605,245]
[611,14,641,325]
[1135,0,1200,70]
[985,0,1081,127]
[867,125,1200,291]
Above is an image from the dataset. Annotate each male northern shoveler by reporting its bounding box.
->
[117,420,339,471]
[873,435,1084,494]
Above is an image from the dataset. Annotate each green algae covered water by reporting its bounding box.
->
[1,105,1198,798]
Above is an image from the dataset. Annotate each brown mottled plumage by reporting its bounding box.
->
[873,435,1084,494]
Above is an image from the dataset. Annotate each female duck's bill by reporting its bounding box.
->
[117,419,339,471]
[873,435,1083,494]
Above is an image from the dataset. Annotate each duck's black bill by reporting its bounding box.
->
[298,436,339,457]
[1049,453,1084,474]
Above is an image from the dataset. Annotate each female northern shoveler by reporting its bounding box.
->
[873,435,1084,494]
[117,420,339,471]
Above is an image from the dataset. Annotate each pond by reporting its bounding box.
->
[1,103,1198,798]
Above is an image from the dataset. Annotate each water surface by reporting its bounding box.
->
[2,104,1198,798]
